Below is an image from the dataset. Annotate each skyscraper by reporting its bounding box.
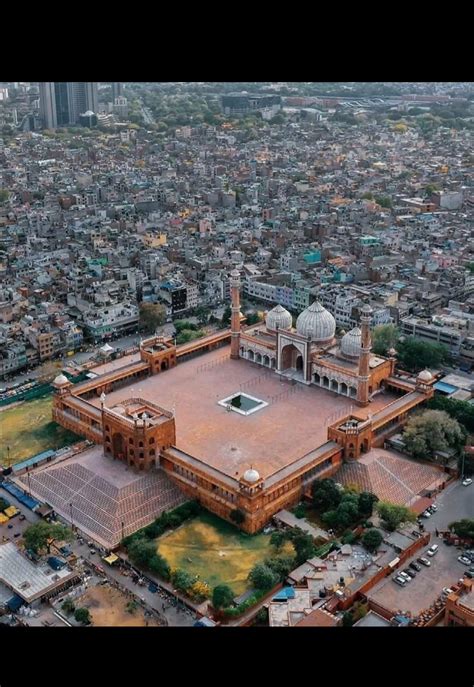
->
[39,82,57,129]
[111,82,123,102]
[39,82,99,128]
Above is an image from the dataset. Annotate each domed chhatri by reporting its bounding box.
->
[296,301,336,343]
[53,373,69,387]
[243,467,260,483]
[341,327,362,358]
[265,304,292,332]
[417,369,433,382]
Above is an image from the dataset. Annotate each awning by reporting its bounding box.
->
[0,513,9,524]
[4,506,19,518]
[103,553,119,565]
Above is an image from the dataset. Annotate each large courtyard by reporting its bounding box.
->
[157,511,293,595]
[89,346,398,480]
[0,395,79,465]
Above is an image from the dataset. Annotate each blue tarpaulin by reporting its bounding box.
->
[1,482,40,511]
[272,587,296,601]
[12,450,55,474]
[434,381,458,395]
[7,595,24,612]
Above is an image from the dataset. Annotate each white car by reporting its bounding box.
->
[398,571,412,583]
[462,478,472,486]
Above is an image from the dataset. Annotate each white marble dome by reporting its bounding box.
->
[341,327,362,358]
[296,301,336,343]
[265,304,292,332]
[53,373,69,386]
[243,468,260,484]
[417,369,433,382]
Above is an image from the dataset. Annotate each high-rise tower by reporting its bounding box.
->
[39,82,98,128]
[357,304,372,406]
[39,82,57,129]
[230,269,242,359]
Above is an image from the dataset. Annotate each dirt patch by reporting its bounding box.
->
[76,585,161,627]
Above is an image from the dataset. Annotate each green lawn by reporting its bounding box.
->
[157,511,291,595]
[0,395,80,465]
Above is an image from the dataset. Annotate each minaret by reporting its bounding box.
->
[357,304,372,406]
[230,269,242,359]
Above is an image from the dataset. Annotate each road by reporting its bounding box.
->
[423,479,474,534]
[3,326,177,387]
[0,484,194,626]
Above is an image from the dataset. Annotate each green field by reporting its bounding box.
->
[0,395,80,465]
[157,511,292,595]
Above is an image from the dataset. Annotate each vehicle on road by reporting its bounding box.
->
[393,576,406,587]
[418,557,431,566]
[427,544,439,557]
[462,478,472,486]
[458,556,471,565]
[409,561,422,572]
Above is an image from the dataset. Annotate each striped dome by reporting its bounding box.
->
[265,304,292,332]
[296,301,336,343]
[341,327,362,358]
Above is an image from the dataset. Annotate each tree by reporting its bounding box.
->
[61,599,76,615]
[403,410,465,461]
[244,312,260,326]
[270,531,286,551]
[342,611,354,627]
[0,497,9,512]
[128,537,156,567]
[220,306,231,327]
[212,584,235,609]
[396,337,450,373]
[148,553,171,581]
[230,508,246,525]
[265,556,295,581]
[374,195,392,209]
[172,569,195,593]
[362,528,383,552]
[0,189,9,204]
[248,563,278,591]
[312,479,342,513]
[358,492,379,518]
[372,324,399,356]
[23,521,73,554]
[427,395,474,434]
[138,302,167,334]
[290,530,315,565]
[448,519,474,540]
[376,502,416,532]
[74,607,91,625]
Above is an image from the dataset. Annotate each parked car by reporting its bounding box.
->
[430,504,438,511]
[464,571,474,579]
[462,478,473,486]
[393,576,406,587]
[403,568,416,578]
[398,571,412,583]
[411,530,421,538]
[418,557,431,567]
[442,587,454,596]
[458,555,471,566]
[427,544,439,557]
[421,510,431,518]
[410,561,422,572]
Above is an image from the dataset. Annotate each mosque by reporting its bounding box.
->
[43,270,435,541]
